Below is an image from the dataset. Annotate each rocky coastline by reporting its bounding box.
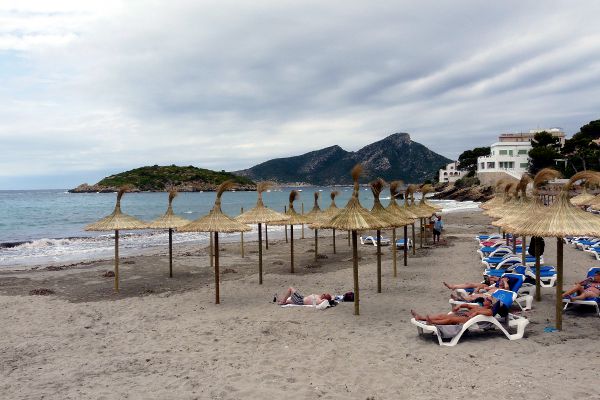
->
[432,182,494,202]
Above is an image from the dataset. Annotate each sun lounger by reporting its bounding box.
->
[450,273,533,311]
[395,238,412,249]
[512,265,557,287]
[562,267,600,317]
[475,234,501,242]
[412,290,529,346]
[360,236,391,246]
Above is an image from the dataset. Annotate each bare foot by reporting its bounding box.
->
[443,282,453,289]
[426,316,433,325]
[410,309,417,318]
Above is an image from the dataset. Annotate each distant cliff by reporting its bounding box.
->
[235,133,451,184]
[69,165,255,192]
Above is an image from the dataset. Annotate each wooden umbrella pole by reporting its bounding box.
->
[376,230,382,293]
[301,203,305,239]
[348,231,351,246]
[419,218,423,248]
[521,236,526,266]
[169,228,173,278]
[403,225,408,267]
[392,228,397,278]
[506,233,509,246]
[284,206,288,243]
[535,237,541,301]
[214,232,220,304]
[258,223,263,284]
[209,234,214,268]
[114,229,119,292]
[556,237,563,331]
[352,230,359,316]
[332,228,336,254]
[265,224,269,250]
[314,229,318,262]
[290,224,294,273]
[240,207,245,257]
[512,234,516,253]
[411,224,415,255]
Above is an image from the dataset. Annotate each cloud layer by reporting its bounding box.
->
[2,1,600,188]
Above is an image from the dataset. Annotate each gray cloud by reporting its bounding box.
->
[2,0,600,189]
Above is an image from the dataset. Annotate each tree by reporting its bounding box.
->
[528,131,561,175]
[458,147,490,174]
[561,119,600,174]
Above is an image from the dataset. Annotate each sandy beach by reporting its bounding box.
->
[1,209,599,399]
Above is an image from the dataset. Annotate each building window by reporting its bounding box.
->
[487,162,495,169]
[443,172,447,176]
[480,163,485,169]
[508,150,513,156]
[518,149,528,155]
[520,163,528,168]
[499,150,507,155]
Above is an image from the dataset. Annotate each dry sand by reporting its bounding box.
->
[1,210,599,399]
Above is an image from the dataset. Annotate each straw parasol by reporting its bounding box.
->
[327,164,390,315]
[305,192,323,262]
[492,169,561,300]
[405,185,431,248]
[179,181,251,304]
[484,182,518,219]
[403,185,419,254]
[570,185,596,206]
[310,191,341,253]
[147,190,191,278]
[234,182,289,284]
[386,180,416,272]
[85,187,148,292]
[503,171,600,330]
[270,190,309,273]
[369,178,412,292]
[480,179,511,210]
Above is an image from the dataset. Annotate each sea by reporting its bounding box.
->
[0,188,480,268]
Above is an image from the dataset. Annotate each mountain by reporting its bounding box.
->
[235,133,451,185]
[69,165,255,192]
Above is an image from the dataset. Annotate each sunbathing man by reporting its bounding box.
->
[563,270,600,301]
[444,277,510,302]
[277,287,332,306]
[411,298,495,325]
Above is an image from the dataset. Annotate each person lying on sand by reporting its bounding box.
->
[277,287,332,306]
[444,277,509,302]
[563,270,600,301]
[411,298,495,325]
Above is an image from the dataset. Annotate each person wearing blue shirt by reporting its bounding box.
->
[433,214,443,243]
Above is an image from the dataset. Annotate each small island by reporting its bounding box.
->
[69,165,256,193]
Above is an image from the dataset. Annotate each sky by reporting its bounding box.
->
[1,1,600,189]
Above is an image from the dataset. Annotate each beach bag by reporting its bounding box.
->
[435,325,463,339]
[343,291,354,302]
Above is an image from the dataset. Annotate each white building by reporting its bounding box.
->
[439,161,467,183]
[477,128,565,185]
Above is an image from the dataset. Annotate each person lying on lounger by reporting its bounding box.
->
[563,271,600,301]
[444,277,510,302]
[277,287,332,306]
[411,298,496,325]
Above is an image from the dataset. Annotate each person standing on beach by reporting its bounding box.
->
[433,215,443,244]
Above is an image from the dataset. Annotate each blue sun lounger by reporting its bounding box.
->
[562,267,600,317]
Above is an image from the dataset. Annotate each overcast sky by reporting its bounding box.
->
[2,1,600,189]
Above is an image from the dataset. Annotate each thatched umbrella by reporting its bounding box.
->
[147,190,191,278]
[492,169,561,300]
[305,192,323,262]
[270,190,309,273]
[328,165,390,315]
[179,181,251,304]
[85,187,148,292]
[403,185,419,255]
[406,185,432,248]
[235,182,289,284]
[312,191,342,254]
[386,181,416,273]
[570,185,595,207]
[369,178,412,292]
[503,171,600,330]
[480,179,511,210]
